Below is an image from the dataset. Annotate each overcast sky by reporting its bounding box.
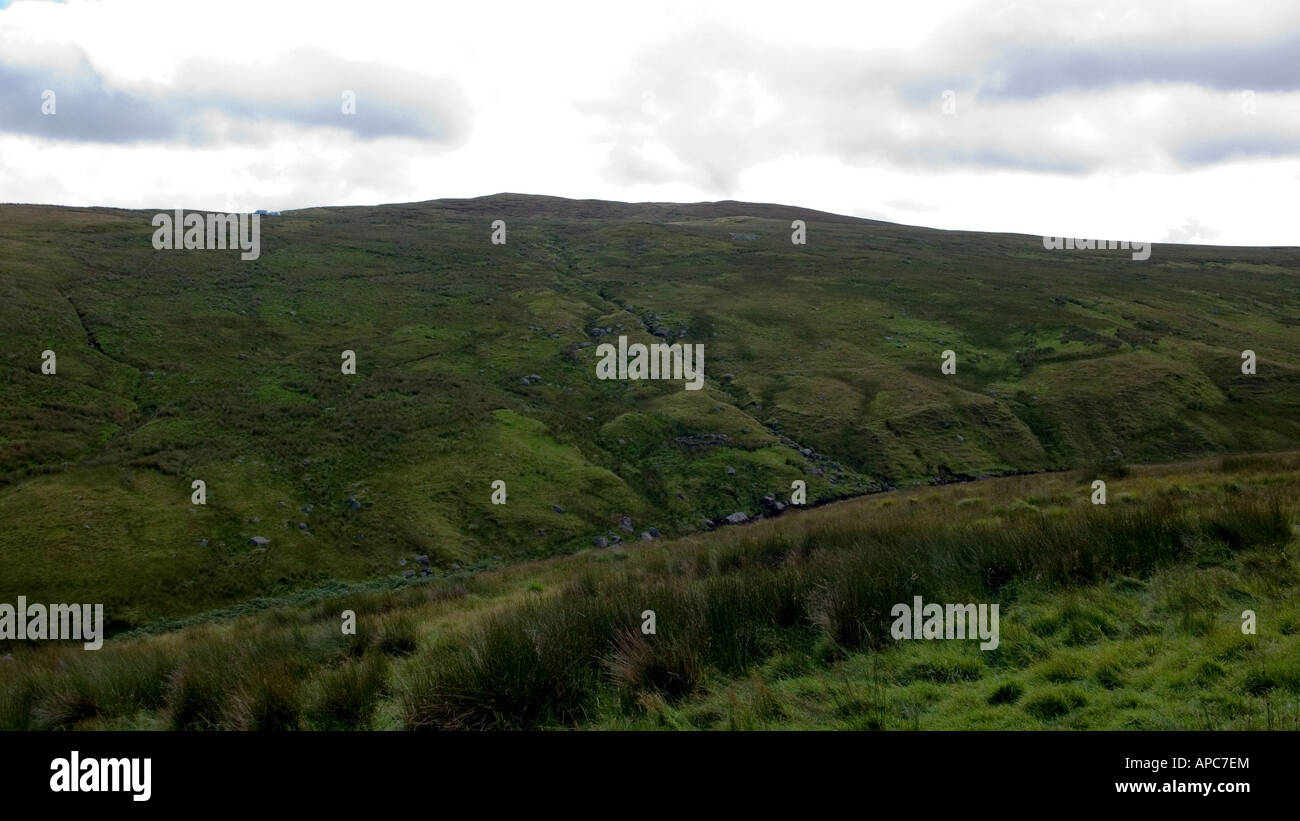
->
[1,0,1297,245]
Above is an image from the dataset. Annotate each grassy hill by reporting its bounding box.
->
[2,193,1299,632]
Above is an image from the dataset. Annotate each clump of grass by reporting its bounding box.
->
[901,655,984,684]
[165,647,231,730]
[604,629,702,702]
[226,665,303,731]
[375,613,419,657]
[304,655,389,730]
[1023,686,1087,721]
[988,681,1024,705]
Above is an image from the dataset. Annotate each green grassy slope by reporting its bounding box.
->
[2,194,1298,628]
[2,452,1296,730]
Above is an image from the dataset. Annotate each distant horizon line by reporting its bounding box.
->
[0,192,1294,249]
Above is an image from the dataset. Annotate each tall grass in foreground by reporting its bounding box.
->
[400,493,1291,729]
[0,476,1292,731]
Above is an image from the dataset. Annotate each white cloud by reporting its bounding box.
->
[0,0,1296,245]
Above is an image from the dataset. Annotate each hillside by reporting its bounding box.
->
[2,194,1299,629]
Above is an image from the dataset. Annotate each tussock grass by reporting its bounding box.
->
[1,456,1296,731]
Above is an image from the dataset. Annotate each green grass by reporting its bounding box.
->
[2,196,1299,628]
[2,452,1297,730]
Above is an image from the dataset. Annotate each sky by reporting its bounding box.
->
[1,0,1297,245]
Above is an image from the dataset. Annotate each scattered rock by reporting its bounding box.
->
[248,536,270,547]
[298,522,309,530]
[724,512,749,525]
[415,555,430,567]
[402,569,416,578]
[346,495,361,510]
[199,538,208,547]
[619,516,634,533]
[593,536,609,549]
[399,558,407,566]
[552,504,565,514]
[648,527,660,538]
[726,467,736,475]
[640,532,653,541]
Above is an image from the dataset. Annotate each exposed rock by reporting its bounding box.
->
[932,464,975,485]
[415,555,430,567]
[402,569,416,578]
[552,504,565,513]
[593,536,609,548]
[674,433,730,448]
[761,495,788,514]
[619,516,633,533]
[648,527,660,538]
[724,512,749,525]
[248,536,270,547]
[346,495,361,510]
[640,532,653,541]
